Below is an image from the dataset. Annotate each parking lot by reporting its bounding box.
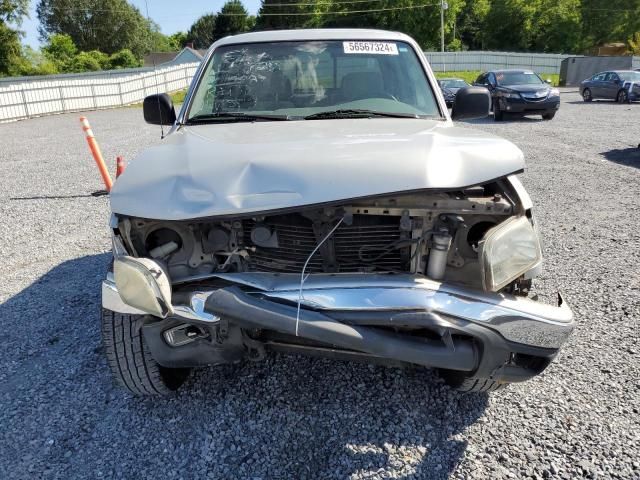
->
[1,91,639,479]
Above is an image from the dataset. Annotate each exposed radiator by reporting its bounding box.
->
[242,215,409,273]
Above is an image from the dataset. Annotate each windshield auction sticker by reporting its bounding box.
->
[343,41,399,55]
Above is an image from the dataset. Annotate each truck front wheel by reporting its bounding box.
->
[438,369,505,393]
[101,309,190,396]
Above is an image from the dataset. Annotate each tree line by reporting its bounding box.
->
[2,0,639,77]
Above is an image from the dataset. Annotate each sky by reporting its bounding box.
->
[20,0,262,48]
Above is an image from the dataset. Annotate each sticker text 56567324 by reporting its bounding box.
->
[343,42,399,55]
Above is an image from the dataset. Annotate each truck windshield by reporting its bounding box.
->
[186,40,440,121]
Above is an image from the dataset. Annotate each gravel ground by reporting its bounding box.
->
[1,92,639,480]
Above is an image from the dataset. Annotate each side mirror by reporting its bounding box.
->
[451,86,491,121]
[143,93,176,125]
[545,79,552,84]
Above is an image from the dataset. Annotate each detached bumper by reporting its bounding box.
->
[103,273,574,377]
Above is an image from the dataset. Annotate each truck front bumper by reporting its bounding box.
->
[102,273,574,380]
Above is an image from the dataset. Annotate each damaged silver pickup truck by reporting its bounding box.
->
[102,29,574,396]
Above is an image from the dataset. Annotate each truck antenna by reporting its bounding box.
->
[144,0,165,139]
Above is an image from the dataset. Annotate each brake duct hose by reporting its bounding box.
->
[204,287,477,372]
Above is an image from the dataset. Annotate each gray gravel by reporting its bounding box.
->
[1,92,639,479]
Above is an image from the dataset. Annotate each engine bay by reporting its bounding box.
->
[117,185,521,291]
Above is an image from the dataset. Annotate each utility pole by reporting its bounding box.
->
[440,0,448,52]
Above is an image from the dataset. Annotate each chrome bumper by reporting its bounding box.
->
[102,273,574,349]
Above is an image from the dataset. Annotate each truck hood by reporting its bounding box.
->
[110,118,524,220]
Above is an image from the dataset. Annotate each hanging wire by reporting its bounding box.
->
[49,2,443,17]
[295,217,345,336]
[262,0,401,6]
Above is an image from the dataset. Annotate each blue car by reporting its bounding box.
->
[580,70,640,103]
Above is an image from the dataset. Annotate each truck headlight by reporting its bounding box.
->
[114,256,174,317]
[479,217,542,292]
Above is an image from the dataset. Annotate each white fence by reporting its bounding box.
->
[0,62,199,123]
[424,51,572,74]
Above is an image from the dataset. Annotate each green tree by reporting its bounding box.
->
[482,0,540,51]
[147,21,177,52]
[0,0,28,76]
[109,48,140,69]
[21,45,59,75]
[246,15,256,31]
[456,0,491,50]
[66,50,104,73]
[1,0,28,22]
[532,0,582,53]
[168,31,188,50]
[255,0,314,30]
[0,22,22,76]
[213,0,249,41]
[581,0,640,48]
[41,33,140,73]
[482,0,582,53]
[42,33,76,70]
[187,13,216,49]
[314,0,464,51]
[629,32,640,54]
[37,0,152,57]
[69,50,109,72]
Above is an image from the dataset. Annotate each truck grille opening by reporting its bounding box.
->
[242,214,410,273]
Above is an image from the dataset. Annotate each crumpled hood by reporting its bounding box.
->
[110,118,524,220]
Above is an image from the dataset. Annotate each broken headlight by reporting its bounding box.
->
[479,216,542,292]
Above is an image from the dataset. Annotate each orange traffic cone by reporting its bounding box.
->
[116,156,126,178]
[80,116,113,192]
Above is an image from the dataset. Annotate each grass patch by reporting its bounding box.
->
[126,88,188,109]
[169,89,188,104]
[434,71,560,87]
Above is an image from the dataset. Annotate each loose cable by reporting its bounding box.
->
[295,217,345,336]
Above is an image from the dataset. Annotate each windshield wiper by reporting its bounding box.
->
[187,112,290,124]
[303,109,420,120]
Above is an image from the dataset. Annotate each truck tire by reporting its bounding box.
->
[438,369,505,393]
[101,308,190,396]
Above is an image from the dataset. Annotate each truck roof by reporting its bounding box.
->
[212,29,414,48]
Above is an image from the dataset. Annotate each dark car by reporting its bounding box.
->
[437,78,470,107]
[580,70,640,103]
[474,69,560,121]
